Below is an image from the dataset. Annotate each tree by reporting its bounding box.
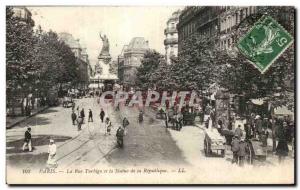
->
[215,7,295,150]
[150,59,172,91]
[33,28,79,94]
[6,7,36,115]
[136,50,163,90]
[169,33,216,92]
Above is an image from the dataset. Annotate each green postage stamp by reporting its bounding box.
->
[237,15,293,74]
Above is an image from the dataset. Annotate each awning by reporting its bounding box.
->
[250,98,265,105]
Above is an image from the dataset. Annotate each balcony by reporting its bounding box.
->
[164,27,177,35]
[164,38,178,45]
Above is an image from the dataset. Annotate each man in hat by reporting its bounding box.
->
[22,127,32,152]
[47,139,57,168]
[231,135,240,164]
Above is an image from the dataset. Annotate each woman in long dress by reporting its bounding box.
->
[276,121,289,163]
[47,139,57,167]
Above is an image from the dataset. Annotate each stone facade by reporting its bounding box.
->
[219,6,258,50]
[178,6,294,52]
[11,7,34,26]
[58,32,90,89]
[119,38,149,86]
[117,45,128,82]
[164,10,181,64]
[177,7,220,52]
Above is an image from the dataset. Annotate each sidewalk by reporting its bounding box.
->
[6,106,49,129]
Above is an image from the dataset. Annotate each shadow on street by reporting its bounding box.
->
[6,135,72,154]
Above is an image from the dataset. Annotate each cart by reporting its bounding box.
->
[62,96,73,108]
[247,139,267,163]
[204,128,226,157]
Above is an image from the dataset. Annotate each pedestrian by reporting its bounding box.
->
[231,135,240,164]
[238,137,248,167]
[22,127,32,152]
[123,117,130,135]
[217,120,223,134]
[72,101,75,111]
[234,125,243,140]
[175,112,183,131]
[71,111,77,125]
[276,121,289,163]
[88,109,93,122]
[116,126,125,147]
[255,115,263,140]
[244,121,251,140]
[77,116,83,131]
[199,108,204,124]
[80,108,85,123]
[47,139,57,168]
[100,108,105,123]
[105,117,112,135]
[165,111,169,128]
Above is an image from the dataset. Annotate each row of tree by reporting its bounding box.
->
[135,7,294,151]
[6,7,80,115]
[136,7,294,111]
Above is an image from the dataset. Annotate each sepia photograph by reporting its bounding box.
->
[5,4,295,185]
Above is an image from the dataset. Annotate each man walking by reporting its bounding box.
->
[231,135,240,164]
[100,108,105,123]
[88,109,93,122]
[105,117,112,135]
[77,116,83,131]
[22,127,32,152]
[234,125,243,140]
[238,137,248,167]
[71,111,77,125]
[80,108,85,123]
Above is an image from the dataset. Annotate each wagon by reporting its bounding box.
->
[247,139,268,163]
[62,96,73,108]
[204,128,226,157]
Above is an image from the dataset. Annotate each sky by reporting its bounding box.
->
[28,6,182,67]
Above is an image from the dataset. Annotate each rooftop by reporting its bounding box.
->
[127,37,149,50]
[59,32,81,49]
